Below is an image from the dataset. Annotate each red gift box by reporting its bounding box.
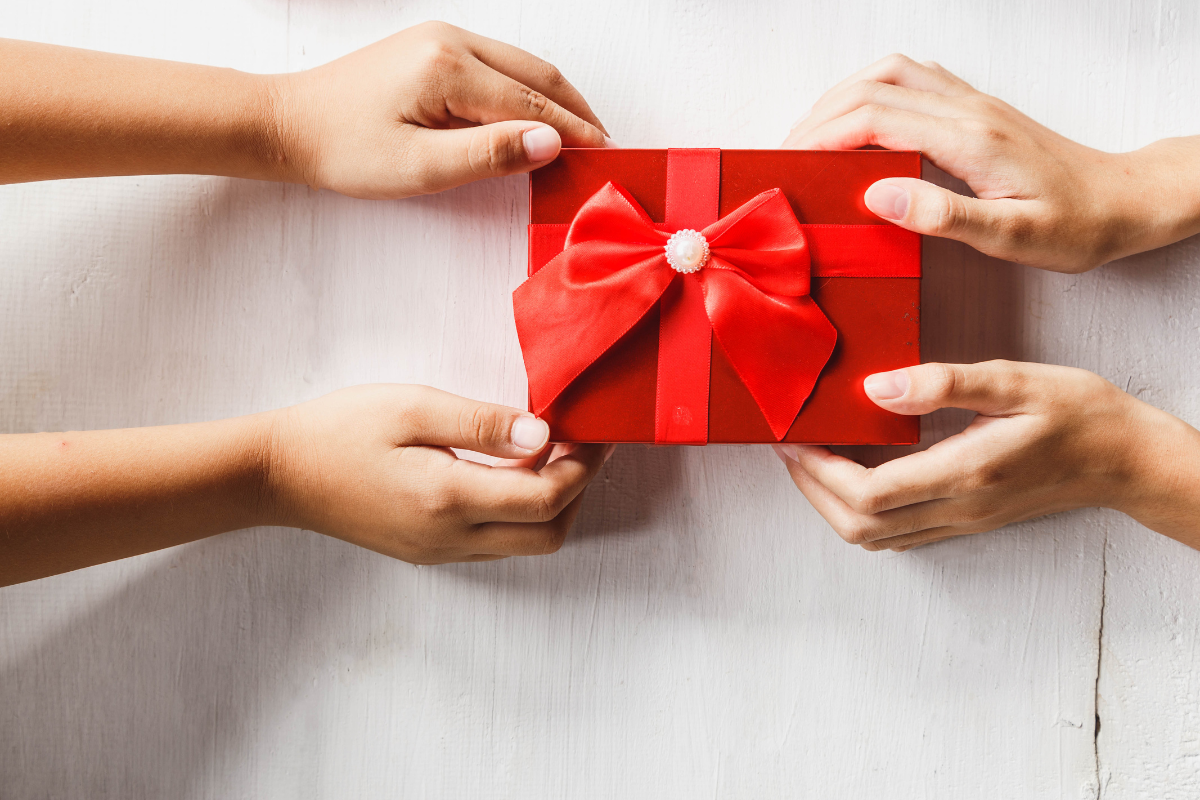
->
[514,148,921,445]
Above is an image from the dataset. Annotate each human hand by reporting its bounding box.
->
[783,54,1200,273]
[269,21,611,199]
[264,384,612,564]
[774,360,1200,550]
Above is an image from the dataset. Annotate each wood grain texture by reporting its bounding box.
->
[1,0,1198,797]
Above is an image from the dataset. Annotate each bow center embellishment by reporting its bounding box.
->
[664,229,710,274]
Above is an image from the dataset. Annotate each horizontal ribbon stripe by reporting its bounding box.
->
[529,223,920,278]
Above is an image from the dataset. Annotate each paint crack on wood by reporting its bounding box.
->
[1093,528,1109,799]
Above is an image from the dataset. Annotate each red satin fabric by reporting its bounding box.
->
[513,180,838,442]
[656,148,720,444]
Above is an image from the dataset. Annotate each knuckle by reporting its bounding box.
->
[539,63,569,92]
[923,362,962,401]
[965,495,1005,522]
[458,403,504,447]
[925,191,967,237]
[467,126,523,177]
[961,117,1008,147]
[983,359,1030,399]
[881,53,916,72]
[539,524,570,554]
[995,210,1041,249]
[415,38,462,76]
[529,485,567,523]
[837,518,876,546]
[393,387,433,440]
[418,485,460,520]
[851,478,893,516]
[414,20,457,39]
[522,87,552,117]
[851,79,885,103]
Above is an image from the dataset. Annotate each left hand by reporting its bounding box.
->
[270,21,611,199]
[773,360,1200,551]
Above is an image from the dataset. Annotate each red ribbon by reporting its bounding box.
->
[514,158,837,443]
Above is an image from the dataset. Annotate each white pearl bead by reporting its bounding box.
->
[664,229,709,274]
[674,238,702,267]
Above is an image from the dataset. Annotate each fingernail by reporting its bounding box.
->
[523,126,561,162]
[772,443,800,463]
[511,415,550,451]
[603,443,617,462]
[603,135,619,148]
[864,370,909,400]
[790,109,810,130]
[864,182,909,221]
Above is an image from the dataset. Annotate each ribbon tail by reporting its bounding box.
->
[700,270,837,440]
[514,243,675,416]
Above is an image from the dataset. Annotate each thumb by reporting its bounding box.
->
[401,387,551,459]
[409,121,561,193]
[864,177,1031,257]
[863,361,1031,417]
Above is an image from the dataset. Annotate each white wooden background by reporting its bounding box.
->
[1,1,1199,797]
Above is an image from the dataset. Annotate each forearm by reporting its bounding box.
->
[0,414,274,587]
[0,39,285,184]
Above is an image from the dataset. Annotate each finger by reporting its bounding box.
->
[494,441,562,471]
[458,32,611,138]
[784,443,960,514]
[453,442,612,525]
[786,53,971,140]
[828,53,971,99]
[776,447,954,544]
[447,57,607,147]
[398,386,550,458]
[406,120,563,193]
[786,80,970,144]
[920,60,969,85]
[470,487,589,556]
[790,102,968,153]
[861,361,1035,417]
[860,176,1038,260]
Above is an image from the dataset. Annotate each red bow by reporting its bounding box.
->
[513,181,837,441]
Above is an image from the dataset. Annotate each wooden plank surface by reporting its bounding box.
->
[1,1,1198,797]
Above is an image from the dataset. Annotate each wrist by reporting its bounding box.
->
[254,405,310,531]
[1110,396,1200,543]
[258,71,320,188]
[1099,140,1200,262]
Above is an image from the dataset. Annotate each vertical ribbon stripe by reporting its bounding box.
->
[656,149,721,445]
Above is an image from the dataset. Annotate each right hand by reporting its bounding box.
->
[263,384,613,564]
[270,21,612,199]
[783,54,1199,273]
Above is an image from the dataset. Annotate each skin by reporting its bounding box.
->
[0,22,614,586]
[0,22,611,192]
[777,55,1200,551]
[1,386,612,587]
